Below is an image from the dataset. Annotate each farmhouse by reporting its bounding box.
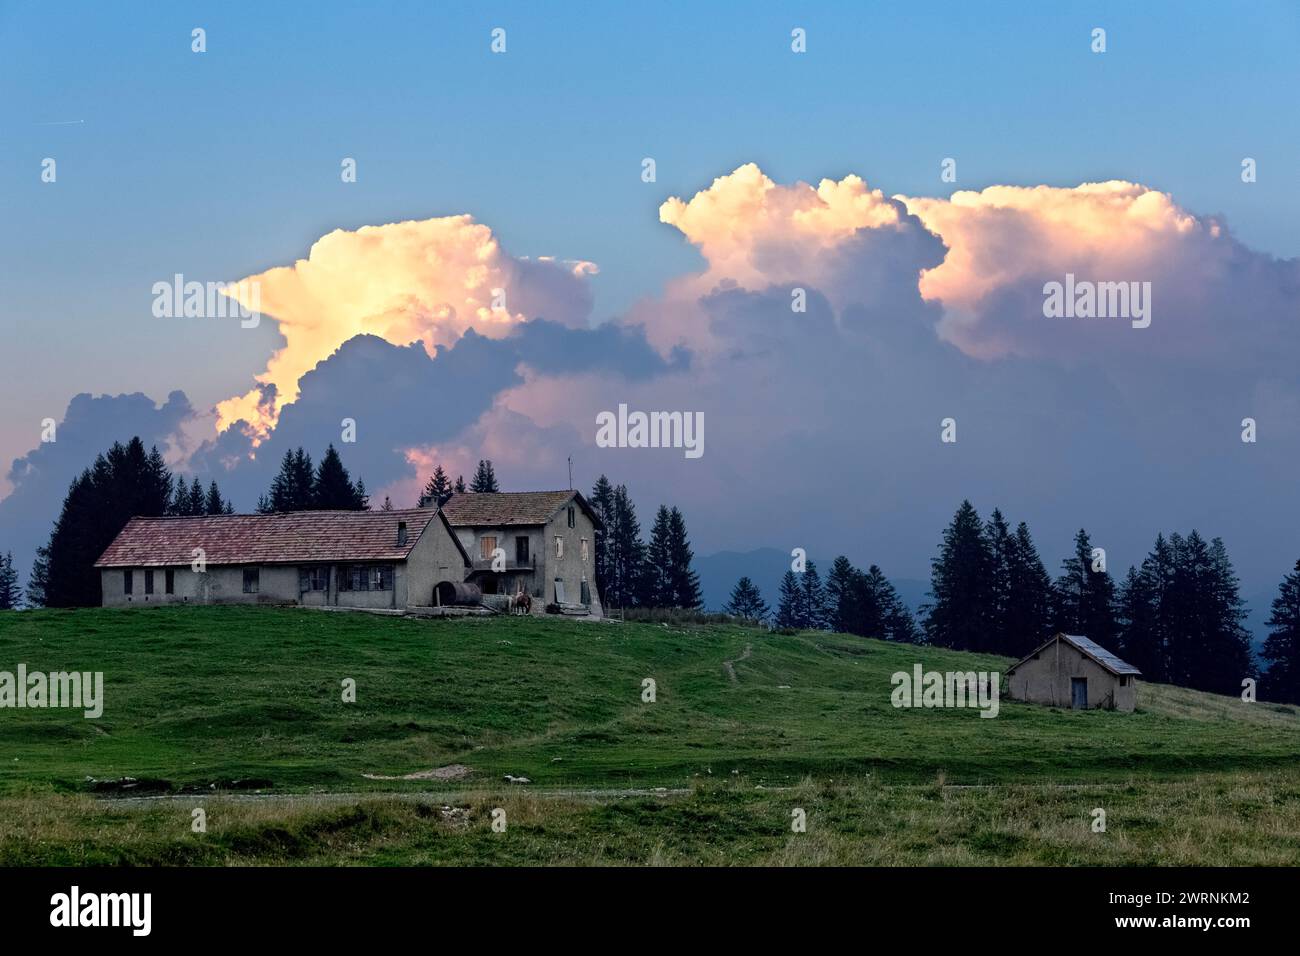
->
[94,509,470,611]
[438,490,603,617]
[1005,633,1141,712]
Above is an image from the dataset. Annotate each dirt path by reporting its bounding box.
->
[722,643,753,683]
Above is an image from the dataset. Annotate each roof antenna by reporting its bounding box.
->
[567,455,573,491]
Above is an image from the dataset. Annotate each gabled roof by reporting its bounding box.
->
[440,490,603,530]
[1006,633,1142,677]
[95,508,470,568]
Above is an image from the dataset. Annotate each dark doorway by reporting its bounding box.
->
[1071,677,1088,709]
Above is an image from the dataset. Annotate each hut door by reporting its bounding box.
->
[1071,678,1088,709]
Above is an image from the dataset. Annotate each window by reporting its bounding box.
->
[515,536,529,564]
[338,564,393,591]
[480,535,498,561]
[567,506,576,528]
[144,569,154,595]
[165,568,175,594]
[554,578,566,603]
[299,566,328,592]
[243,567,260,593]
[581,538,588,563]
[555,536,563,558]
[397,521,408,547]
[124,569,133,595]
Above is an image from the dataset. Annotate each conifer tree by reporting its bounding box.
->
[923,500,993,650]
[666,507,702,609]
[1001,521,1055,656]
[826,556,858,633]
[26,546,49,609]
[644,506,674,607]
[421,466,453,507]
[589,475,615,601]
[186,477,205,516]
[0,552,20,610]
[606,484,646,608]
[801,560,829,630]
[454,475,467,494]
[42,438,172,607]
[723,576,769,621]
[204,480,225,515]
[775,570,805,628]
[313,445,365,509]
[470,459,499,493]
[1262,559,1300,704]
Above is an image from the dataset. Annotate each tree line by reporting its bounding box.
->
[922,500,1264,699]
[717,558,919,642]
[588,474,702,610]
[418,459,491,506]
[256,445,368,512]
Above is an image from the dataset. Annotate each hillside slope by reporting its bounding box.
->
[2,607,1296,796]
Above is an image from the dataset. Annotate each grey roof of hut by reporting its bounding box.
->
[1006,633,1142,677]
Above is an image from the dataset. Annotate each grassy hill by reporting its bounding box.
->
[2,606,1298,865]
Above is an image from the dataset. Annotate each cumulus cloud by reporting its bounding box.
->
[215,214,597,439]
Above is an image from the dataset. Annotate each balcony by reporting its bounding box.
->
[471,555,537,573]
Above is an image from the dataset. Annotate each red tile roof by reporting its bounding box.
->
[94,509,456,568]
[441,490,602,529]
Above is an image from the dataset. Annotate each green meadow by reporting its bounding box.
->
[1,606,1298,865]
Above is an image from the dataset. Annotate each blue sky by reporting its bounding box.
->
[1,0,1299,603]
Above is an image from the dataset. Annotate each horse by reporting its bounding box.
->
[510,588,533,615]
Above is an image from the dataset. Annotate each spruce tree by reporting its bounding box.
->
[606,484,646,608]
[1262,559,1300,704]
[923,500,993,650]
[470,459,499,493]
[801,561,829,630]
[26,546,49,609]
[1002,521,1055,656]
[1116,565,1159,677]
[313,445,365,509]
[723,576,770,621]
[645,506,674,607]
[421,466,453,507]
[169,478,191,516]
[826,556,858,633]
[186,477,205,516]
[589,475,616,602]
[666,507,702,609]
[0,552,19,610]
[265,449,314,512]
[865,565,921,643]
[42,438,172,607]
[775,570,805,628]
[204,480,225,515]
[984,509,1015,654]
[454,475,467,494]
